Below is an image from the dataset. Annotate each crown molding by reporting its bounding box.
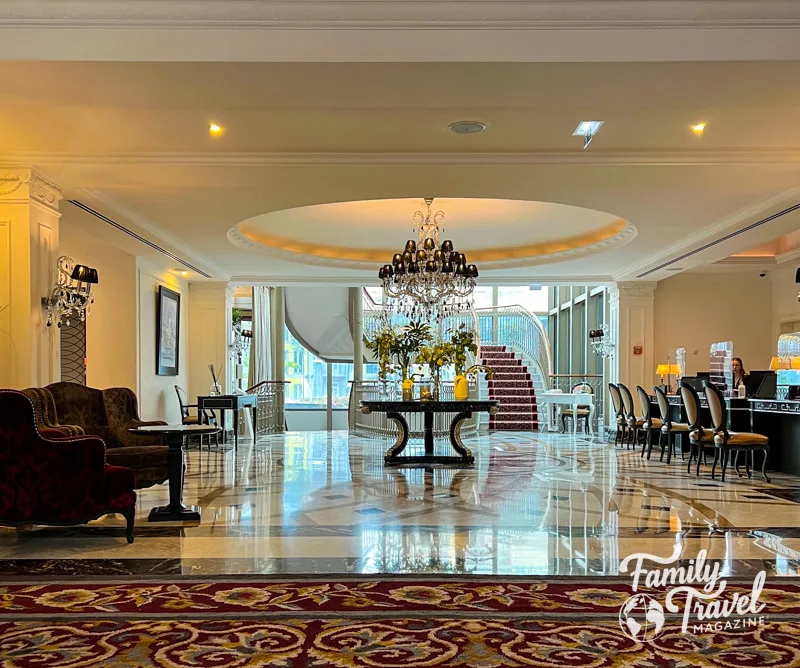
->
[71,187,231,281]
[1,1,799,30]
[776,248,800,266]
[6,150,800,168]
[615,186,800,281]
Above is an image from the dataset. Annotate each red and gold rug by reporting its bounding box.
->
[1,577,800,667]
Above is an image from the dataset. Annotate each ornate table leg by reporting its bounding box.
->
[384,411,410,462]
[423,410,435,455]
[148,433,201,522]
[449,411,476,464]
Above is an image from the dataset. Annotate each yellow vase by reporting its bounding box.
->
[454,374,469,401]
[402,378,414,402]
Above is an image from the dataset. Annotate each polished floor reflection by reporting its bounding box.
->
[2,430,800,577]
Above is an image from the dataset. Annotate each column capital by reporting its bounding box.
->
[188,280,232,299]
[0,168,62,211]
[609,281,657,301]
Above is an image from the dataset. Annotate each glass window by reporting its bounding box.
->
[497,286,549,313]
[364,287,383,306]
[284,327,327,409]
[331,363,354,409]
[472,286,493,309]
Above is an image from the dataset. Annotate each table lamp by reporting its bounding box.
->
[657,363,681,392]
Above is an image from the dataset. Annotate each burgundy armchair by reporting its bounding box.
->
[0,390,137,542]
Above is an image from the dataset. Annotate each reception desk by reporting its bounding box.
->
[651,394,751,432]
[749,399,800,477]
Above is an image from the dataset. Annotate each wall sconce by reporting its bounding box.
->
[43,256,99,327]
[589,324,615,359]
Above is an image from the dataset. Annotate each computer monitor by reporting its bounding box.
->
[747,370,776,398]
[681,376,705,392]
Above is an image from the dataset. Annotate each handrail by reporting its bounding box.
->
[245,380,290,393]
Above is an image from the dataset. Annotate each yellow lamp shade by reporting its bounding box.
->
[769,357,788,370]
[667,364,681,375]
[656,364,670,376]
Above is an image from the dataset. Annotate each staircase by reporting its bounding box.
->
[481,345,539,431]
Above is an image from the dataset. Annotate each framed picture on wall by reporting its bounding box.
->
[156,286,180,376]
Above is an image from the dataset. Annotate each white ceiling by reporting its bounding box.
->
[1,4,799,285]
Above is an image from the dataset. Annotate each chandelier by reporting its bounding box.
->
[44,256,99,328]
[379,198,479,322]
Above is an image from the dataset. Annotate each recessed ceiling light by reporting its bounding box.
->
[572,121,604,149]
[691,122,707,136]
[448,121,486,135]
[208,122,224,137]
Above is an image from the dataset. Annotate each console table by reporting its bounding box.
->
[197,394,257,449]
[130,424,221,522]
[360,399,498,466]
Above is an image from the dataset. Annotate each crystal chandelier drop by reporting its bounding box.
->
[589,324,615,359]
[379,198,478,323]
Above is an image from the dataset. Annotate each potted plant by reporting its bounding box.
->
[365,327,397,390]
[416,341,455,400]
[449,325,478,401]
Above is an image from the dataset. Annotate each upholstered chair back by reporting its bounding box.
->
[636,386,652,422]
[608,384,623,418]
[21,387,58,428]
[703,382,727,434]
[653,386,671,426]
[572,382,594,394]
[618,383,635,420]
[680,382,702,429]
[46,382,107,428]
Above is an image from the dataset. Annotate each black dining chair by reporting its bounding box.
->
[618,383,643,450]
[636,385,662,460]
[654,386,688,464]
[703,381,770,483]
[175,385,219,450]
[681,381,715,477]
[608,383,627,447]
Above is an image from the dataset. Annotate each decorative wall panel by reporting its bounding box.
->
[60,318,86,385]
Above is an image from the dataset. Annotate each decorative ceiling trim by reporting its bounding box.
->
[616,186,800,280]
[227,220,637,271]
[6,150,800,167]
[230,275,616,286]
[1,1,798,29]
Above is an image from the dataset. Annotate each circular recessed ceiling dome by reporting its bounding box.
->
[228,198,636,270]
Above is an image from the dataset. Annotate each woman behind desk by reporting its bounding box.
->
[732,357,748,396]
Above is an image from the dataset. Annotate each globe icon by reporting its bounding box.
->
[619,594,665,641]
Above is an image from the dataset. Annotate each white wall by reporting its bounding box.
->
[771,264,800,341]
[137,258,189,423]
[654,272,774,380]
[60,231,138,390]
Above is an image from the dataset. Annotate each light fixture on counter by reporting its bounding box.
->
[44,256,99,328]
[379,197,478,323]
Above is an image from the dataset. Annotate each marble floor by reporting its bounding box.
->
[2,430,800,577]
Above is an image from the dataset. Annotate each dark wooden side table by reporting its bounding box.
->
[197,394,257,450]
[129,424,220,522]
[360,399,498,466]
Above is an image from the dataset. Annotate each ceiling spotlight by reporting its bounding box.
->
[171,268,190,278]
[448,121,486,135]
[208,122,224,137]
[691,122,707,136]
[573,121,604,149]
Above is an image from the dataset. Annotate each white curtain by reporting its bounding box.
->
[248,286,272,388]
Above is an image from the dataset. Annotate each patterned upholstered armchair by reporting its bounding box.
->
[21,387,84,437]
[0,390,137,542]
[45,382,170,489]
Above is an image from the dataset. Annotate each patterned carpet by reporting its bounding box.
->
[1,577,800,666]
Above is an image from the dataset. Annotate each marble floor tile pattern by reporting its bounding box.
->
[2,430,800,577]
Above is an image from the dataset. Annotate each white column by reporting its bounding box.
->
[608,282,657,393]
[350,287,364,382]
[0,168,62,388]
[271,287,286,429]
[188,282,232,400]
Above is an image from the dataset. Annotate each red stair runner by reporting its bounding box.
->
[481,345,539,431]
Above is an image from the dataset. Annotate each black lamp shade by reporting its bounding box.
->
[455,263,467,276]
[405,240,417,253]
[409,261,420,274]
[384,264,394,276]
[441,240,454,253]
[71,264,99,284]
[424,260,437,273]
[416,249,427,262]
[458,253,467,265]
[392,253,403,265]
[402,251,413,264]
[441,261,453,273]
[423,237,435,251]
[449,251,460,263]
[433,249,443,263]
[466,264,478,278]
[378,267,386,279]
[395,261,406,275]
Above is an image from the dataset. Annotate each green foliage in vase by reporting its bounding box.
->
[448,324,478,375]
[365,328,397,382]
[392,321,432,379]
[416,341,456,374]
